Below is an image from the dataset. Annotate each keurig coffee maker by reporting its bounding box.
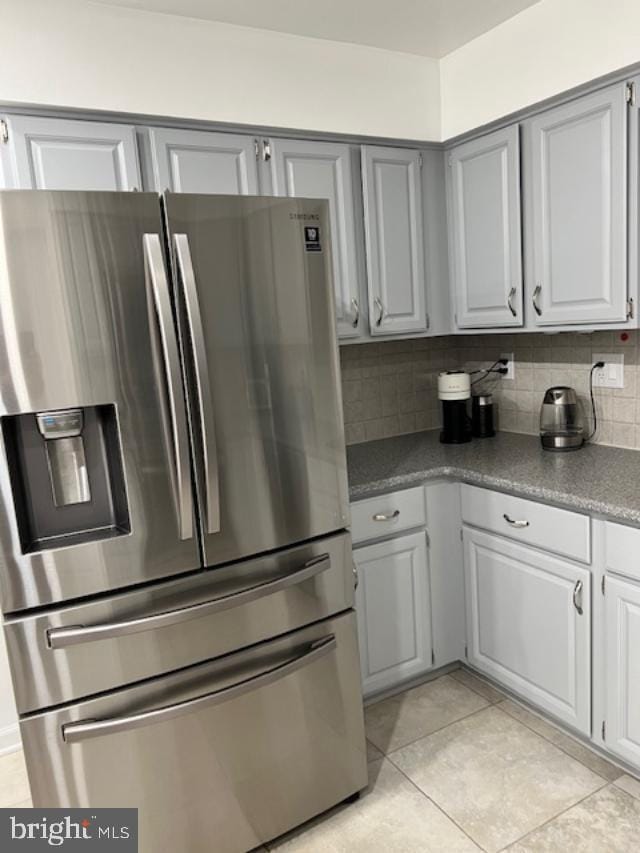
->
[438,371,472,444]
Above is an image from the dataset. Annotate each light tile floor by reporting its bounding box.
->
[2,669,640,852]
[271,669,640,853]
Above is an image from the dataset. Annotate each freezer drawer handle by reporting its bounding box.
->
[173,233,220,536]
[61,634,337,744]
[46,553,331,650]
[143,233,193,541]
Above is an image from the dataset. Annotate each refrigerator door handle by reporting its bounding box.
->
[61,634,337,744]
[173,233,220,536]
[46,553,331,649]
[143,234,193,541]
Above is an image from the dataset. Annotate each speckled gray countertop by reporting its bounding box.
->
[347,430,640,525]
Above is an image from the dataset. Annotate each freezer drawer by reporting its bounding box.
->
[21,612,367,853]
[6,531,353,713]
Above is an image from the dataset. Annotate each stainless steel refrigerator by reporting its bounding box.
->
[0,190,367,852]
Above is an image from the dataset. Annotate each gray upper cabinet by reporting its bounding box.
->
[148,128,259,194]
[448,125,523,328]
[525,83,628,326]
[361,146,427,335]
[0,115,140,190]
[270,138,363,338]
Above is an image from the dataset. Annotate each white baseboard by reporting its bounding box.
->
[0,722,21,756]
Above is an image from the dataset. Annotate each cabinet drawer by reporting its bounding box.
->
[461,484,590,563]
[351,487,426,544]
[605,521,640,581]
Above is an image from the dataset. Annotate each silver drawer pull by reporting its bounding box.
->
[46,554,331,649]
[503,513,529,528]
[573,579,584,615]
[61,634,336,744]
[372,510,400,522]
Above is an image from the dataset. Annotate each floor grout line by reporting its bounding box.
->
[448,669,506,705]
[380,701,494,759]
[496,699,621,784]
[495,779,611,852]
[384,753,489,852]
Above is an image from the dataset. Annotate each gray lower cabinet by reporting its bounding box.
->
[464,527,591,734]
[448,125,523,328]
[361,146,427,335]
[269,138,363,339]
[354,531,432,697]
[605,574,640,766]
[524,81,629,326]
[146,127,259,194]
[0,115,140,190]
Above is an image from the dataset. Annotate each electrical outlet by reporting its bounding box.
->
[500,352,515,381]
[592,353,624,389]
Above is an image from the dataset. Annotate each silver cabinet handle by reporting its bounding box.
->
[351,297,359,328]
[47,554,331,650]
[503,513,529,528]
[533,284,542,316]
[174,234,220,536]
[143,234,193,541]
[374,296,384,327]
[62,634,336,744]
[573,579,584,615]
[507,286,517,317]
[373,510,400,521]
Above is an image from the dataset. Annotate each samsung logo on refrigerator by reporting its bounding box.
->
[288,213,319,221]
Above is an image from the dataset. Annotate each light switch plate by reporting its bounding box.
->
[592,353,624,389]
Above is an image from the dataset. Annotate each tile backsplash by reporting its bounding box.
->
[340,330,640,449]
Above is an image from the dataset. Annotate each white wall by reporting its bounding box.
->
[0,631,19,754]
[0,0,441,140]
[440,0,640,139]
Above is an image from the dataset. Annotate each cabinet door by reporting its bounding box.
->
[0,115,140,190]
[448,125,523,328]
[148,128,259,194]
[270,138,362,338]
[354,531,432,696]
[361,146,427,335]
[526,83,628,325]
[464,528,591,733]
[605,575,640,766]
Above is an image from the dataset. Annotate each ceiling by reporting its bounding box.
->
[94,0,541,58]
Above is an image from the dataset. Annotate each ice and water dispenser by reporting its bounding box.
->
[2,404,130,553]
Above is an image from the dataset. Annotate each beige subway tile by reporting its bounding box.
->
[343,401,364,424]
[397,413,417,435]
[362,398,383,420]
[500,410,517,431]
[361,377,381,399]
[613,397,635,424]
[364,419,386,441]
[344,423,365,445]
[415,411,433,431]
[381,415,400,436]
[516,411,537,434]
[613,422,635,448]
[342,380,362,403]
[515,368,534,391]
[533,369,552,391]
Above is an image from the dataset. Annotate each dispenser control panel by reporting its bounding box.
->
[36,410,84,440]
